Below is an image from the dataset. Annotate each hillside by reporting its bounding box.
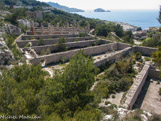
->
[1,0,49,7]
[47,2,84,12]
[1,0,93,26]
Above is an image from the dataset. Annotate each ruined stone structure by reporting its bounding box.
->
[28,23,90,35]
[122,62,151,110]
[15,33,159,110]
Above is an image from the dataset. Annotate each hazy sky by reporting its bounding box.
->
[39,0,161,10]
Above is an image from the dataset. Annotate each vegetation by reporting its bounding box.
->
[93,56,136,104]
[38,38,45,45]
[3,34,22,60]
[5,8,27,25]
[0,51,102,120]
[159,88,161,95]
[2,0,48,6]
[95,23,134,44]
[142,33,161,47]
[152,47,161,67]
[54,37,67,52]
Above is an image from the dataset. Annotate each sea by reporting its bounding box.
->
[73,10,161,30]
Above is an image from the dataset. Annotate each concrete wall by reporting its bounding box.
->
[122,62,150,110]
[30,43,118,65]
[22,34,79,40]
[25,40,107,55]
[134,46,157,56]
[16,37,93,48]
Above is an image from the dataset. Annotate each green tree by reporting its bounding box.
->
[43,51,98,118]
[0,64,48,118]
[5,8,26,25]
[152,46,161,66]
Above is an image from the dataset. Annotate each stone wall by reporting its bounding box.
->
[117,42,131,50]
[22,34,79,40]
[16,37,93,48]
[134,46,157,56]
[30,43,118,65]
[94,47,133,67]
[25,40,107,55]
[122,62,151,110]
[148,68,160,79]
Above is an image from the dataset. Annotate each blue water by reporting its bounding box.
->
[74,10,161,30]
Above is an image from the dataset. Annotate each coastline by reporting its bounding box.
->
[73,10,160,30]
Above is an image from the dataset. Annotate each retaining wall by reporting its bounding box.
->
[22,34,79,40]
[25,40,107,55]
[134,46,157,56]
[30,43,118,65]
[16,37,93,48]
[122,62,151,110]
[117,42,131,50]
[94,47,133,67]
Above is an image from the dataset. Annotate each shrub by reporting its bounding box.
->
[40,49,46,55]
[135,52,142,61]
[145,57,151,61]
[38,38,44,45]
[159,88,161,95]
[79,33,87,37]
[46,48,51,55]
[105,101,111,105]
[112,95,115,98]
[74,39,78,42]
[157,80,160,84]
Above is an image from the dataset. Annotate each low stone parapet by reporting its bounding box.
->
[122,62,151,109]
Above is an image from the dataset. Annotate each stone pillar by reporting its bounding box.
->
[41,23,44,34]
[61,27,63,34]
[77,23,80,32]
[56,23,60,29]
[48,23,50,34]
[72,26,75,34]
[31,27,34,35]
[50,25,54,34]
[87,23,90,32]
[67,23,69,29]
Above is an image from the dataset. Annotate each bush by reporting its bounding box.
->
[157,80,160,84]
[145,57,151,61]
[159,88,161,95]
[54,37,67,52]
[112,95,115,98]
[105,101,111,105]
[38,38,44,45]
[135,52,142,61]
[79,33,87,37]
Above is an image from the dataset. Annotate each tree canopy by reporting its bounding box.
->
[0,51,101,120]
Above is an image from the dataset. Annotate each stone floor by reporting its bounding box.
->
[134,79,161,115]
